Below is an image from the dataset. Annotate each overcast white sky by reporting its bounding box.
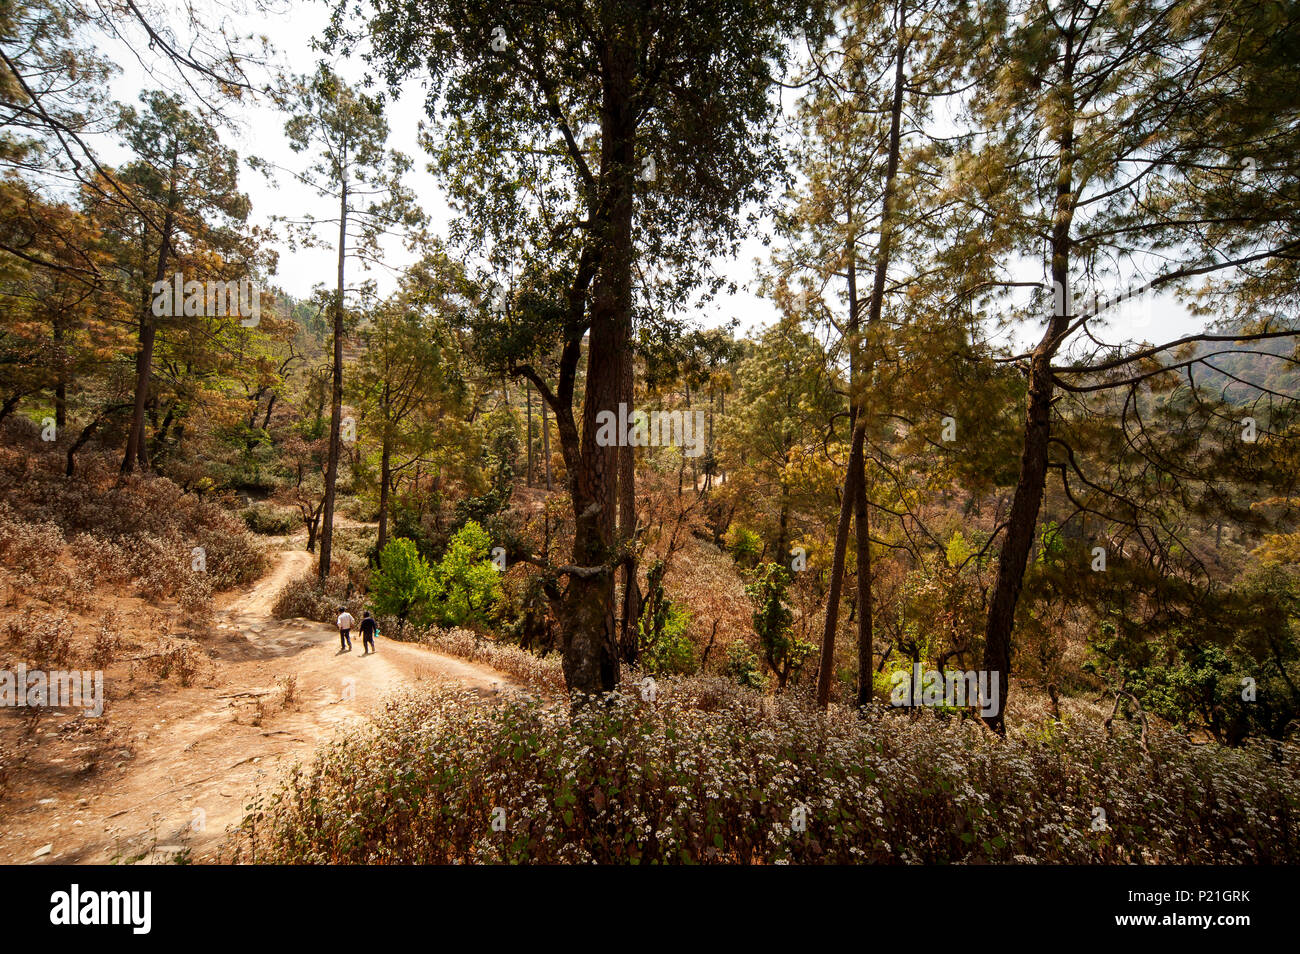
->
[96,0,781,337]
[91,0,1213,354]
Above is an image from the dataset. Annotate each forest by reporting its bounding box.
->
[0,0,1298,867]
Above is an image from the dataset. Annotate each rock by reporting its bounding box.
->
[33,844,52,858]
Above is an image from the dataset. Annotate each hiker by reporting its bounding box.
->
[359,610,378,655]
[337,605,354,652]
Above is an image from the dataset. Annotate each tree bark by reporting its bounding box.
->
[542,392,553,490]
[981,34,1077,734]
[318,174,348,580]
[556,45,637,698]
[526,380,534,486]
[816,423,863,706]
[618,354,640,664]
[818,0,907,709]
[853,433,873,707]
[52,314,67,430]
[122,153,178,475]
[377,436,391,555]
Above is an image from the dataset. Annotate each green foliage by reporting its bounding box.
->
[1087,564,1300,745]
[369,538,435,629]
[452,450,513,533]
[745,562,812,689]
[428,520,502,629]
[639,602,696,676]
[945,530,972,568]
[635,558,696,675]
[724,524,762,568]
[724,640,765,690]
[242,504,293,536]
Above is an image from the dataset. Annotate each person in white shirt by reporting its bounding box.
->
[337,606,354,652]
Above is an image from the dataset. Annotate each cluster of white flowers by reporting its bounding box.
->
[235,677,1300,865]
[421,626,567,693]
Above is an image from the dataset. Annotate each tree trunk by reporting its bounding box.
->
[816,424,863,707]
[556,48,637,698]
[981,354,1055,732]
[853,436,873,707]
[981,40,1077,734]
[53,314,67,430]
[377,436,391,555]
[818,0,908,709]
[526,381,534,486]
[542,393,553,490]
[618,353,640,664]
[122,184,176,475]
[319,177,348,580]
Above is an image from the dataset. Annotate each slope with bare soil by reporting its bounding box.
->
[0,547,517,865]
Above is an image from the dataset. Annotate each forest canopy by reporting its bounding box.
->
[1,0,1298,870]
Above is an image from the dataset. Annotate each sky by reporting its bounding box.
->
[97,0,783,338]
[90,0,1212,355]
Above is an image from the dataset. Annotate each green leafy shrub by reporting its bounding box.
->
[242,504,294,535]
[1086,564,1300,745]
[724,640,765,690]
[636,559,697,675]
[745,562,811,689]
[369,538,435,633]
[639,602,696,675]
[724,523,762,568]
[428,520,502,628]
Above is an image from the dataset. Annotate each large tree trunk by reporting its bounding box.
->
[853,432,873,707]
[816,422,863,706]
[817,0,907,709]
[981,354,1055,732]
[318,180,348,580]
[123,190,176,475]
[377,436,391,555]
[981,45,1077,734]
[542,394,553,490]
[618,363,640,665]
[556,48,636,698]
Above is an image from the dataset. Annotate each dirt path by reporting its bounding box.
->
[0,548,517,865]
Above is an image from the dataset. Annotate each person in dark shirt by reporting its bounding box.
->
[359,610,378,655]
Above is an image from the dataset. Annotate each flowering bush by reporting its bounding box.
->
[233,680,1299,864]
[419,625,565,693]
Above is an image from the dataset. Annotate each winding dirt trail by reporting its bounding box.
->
[0,547,516,865]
